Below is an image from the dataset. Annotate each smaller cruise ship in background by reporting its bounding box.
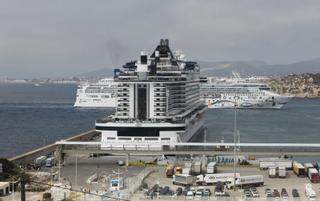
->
[200,72,293,109]
[74,78,117,108]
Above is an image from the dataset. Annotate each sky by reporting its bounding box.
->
[1,0,320,78]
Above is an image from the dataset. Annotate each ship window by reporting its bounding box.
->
[134,137,142,141]
[161,138,171,141]
[146,138,158,140]
[107,137,115,140]
[119,137,131,140]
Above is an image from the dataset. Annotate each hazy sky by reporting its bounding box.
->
[1,0,320,78]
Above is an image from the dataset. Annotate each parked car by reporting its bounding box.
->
[292,188,300,197]
[203,188,211,197]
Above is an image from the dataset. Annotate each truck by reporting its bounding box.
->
[304,163,314,176]
[293,161,305,177]
[182,168,191,175]
[172,174,195,186]
[259,158,292,170]
[34,156,47,168]
[226,175,264,189]
[278,166,286,178]
[174,166,183,175]
[268,166,276,178]
[192,161,202,175]
[214,182,225,196]
[196,173,240,185]
[45,157,55,167]
[305,183,316,201]
[166,164,175,177]
[308,168,320,183]
[206,162,217,174]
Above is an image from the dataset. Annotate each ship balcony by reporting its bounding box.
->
[154,94,166,98]
[118,98,129,102]
[117,108,129,112]
[154,99,166,103]
[118,103,129,107]
[154,109,166,112]
[154,104,166,107]
[170,96,186,100]
[118,89,129,92]
[117,93,129,97]
[154,84,165,87]
[118,84,129,88]
[154,89,166,93]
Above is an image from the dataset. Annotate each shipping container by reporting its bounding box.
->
[308,168,320,183]
[166,165,175,178]
[268,167,276,178]
[259,158,292,170]
[304,163,314,176]
[293,161,305,177]
[172,174,195,186]
[206,162,217,174]
[182,168,191,175]
[174,166,183,175]
[278,166,286,178]
[192,161,202,175]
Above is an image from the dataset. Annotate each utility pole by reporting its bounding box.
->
[20,173,26,201]
[75,154,78,188]
[233,98,239,191]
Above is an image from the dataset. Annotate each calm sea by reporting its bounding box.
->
[0,84,319,158]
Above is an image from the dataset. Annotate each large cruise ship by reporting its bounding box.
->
[96,39,206,147]
[200,74,293,109]
[74,78,117,108]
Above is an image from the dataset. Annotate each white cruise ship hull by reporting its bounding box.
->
[98,109,206,150]
[205,95,292,109]
[74,98,117,108]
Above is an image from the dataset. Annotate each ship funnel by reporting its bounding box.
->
[164,39,169,47]
[160,39,169,47]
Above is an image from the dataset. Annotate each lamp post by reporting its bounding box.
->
[233,96,239,191]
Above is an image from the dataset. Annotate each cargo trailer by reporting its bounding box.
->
[192,161,202,175]
[172,174,195,186]
[196,173,240,185]
[206,162,217,174]
[278,166,286,178]
[259,158,292,170]
[308,168,320,183]
[268,167,276,178]
[226,175,264,189]
[293,161,305,177]
[304,163,314,176]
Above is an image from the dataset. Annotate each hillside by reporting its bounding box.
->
[268,73,320,98]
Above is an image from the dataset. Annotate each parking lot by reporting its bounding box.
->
[131,165,319,201]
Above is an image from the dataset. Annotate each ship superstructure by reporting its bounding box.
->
[96,39,206,146]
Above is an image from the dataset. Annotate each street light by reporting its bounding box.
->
[233,96,239,191]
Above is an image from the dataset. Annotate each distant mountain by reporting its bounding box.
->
[78,58,320,78]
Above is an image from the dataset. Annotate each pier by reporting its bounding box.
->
[9,130,98,165]
[56,141,320,157]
